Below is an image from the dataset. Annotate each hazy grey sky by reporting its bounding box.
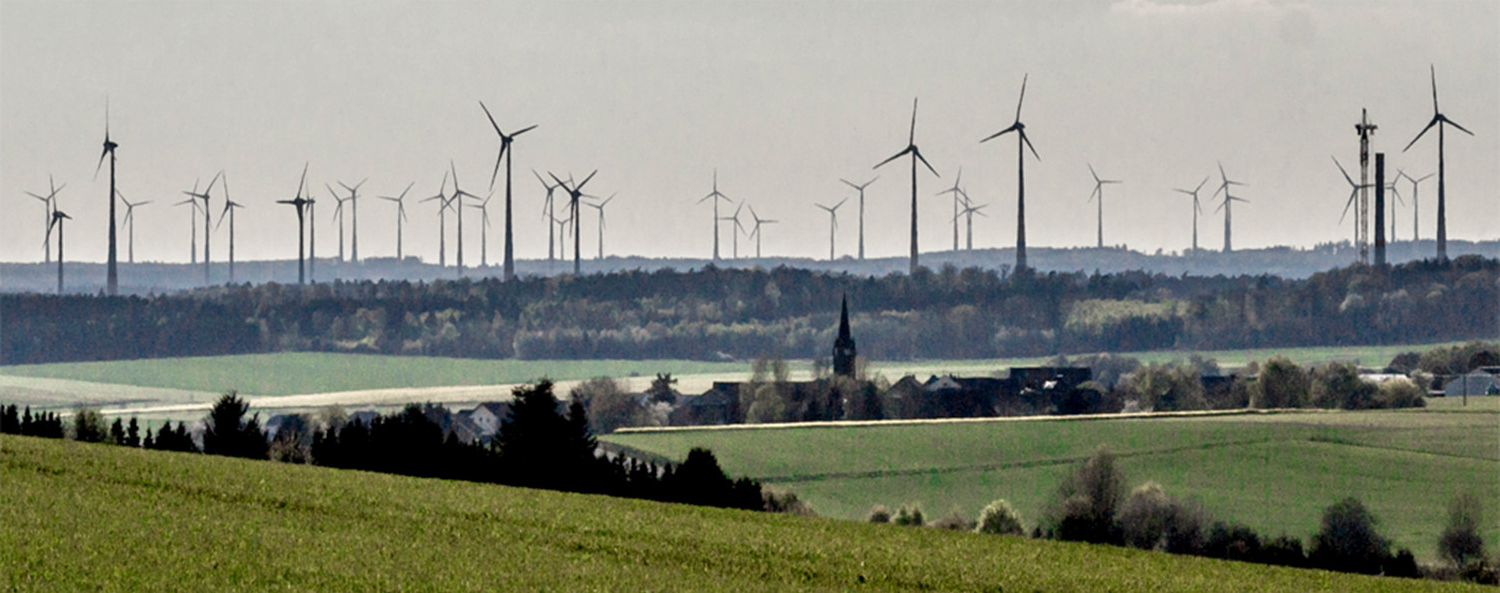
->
[3,0,1496,265]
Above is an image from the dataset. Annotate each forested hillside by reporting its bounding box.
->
[3,256,1495,365]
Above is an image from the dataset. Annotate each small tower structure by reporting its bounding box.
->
[833,295,857,378]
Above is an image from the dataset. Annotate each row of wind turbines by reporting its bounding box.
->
[24,65,1474,294]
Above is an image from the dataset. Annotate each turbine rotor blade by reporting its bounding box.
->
[872,147,910,170]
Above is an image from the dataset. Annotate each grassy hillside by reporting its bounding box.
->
[604,405,1500,564]
[2,436,1472,592]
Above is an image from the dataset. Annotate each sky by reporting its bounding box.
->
[2,0,1496,266]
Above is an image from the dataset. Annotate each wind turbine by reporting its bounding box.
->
[980,74,1040,272]
[1397,170,1433,242]
[276,164,312,284]
[1173,177,1209,254]
[956,199,987,251]
[25,176,63,263]
[174,181,203,264]
[815,198,847,261]
[1086,164,1121,249]
[328,185,350,262]
[94,98,120,296]
[697,170,733,260]
[534,169,562,265]
[480,101,536,281]
[450,162,481,275]
[1403,65,1473,261]
[182,172,219,283]
[1384,178,1404,244]
[118,191,150,264]
[336,179,367,263]
[748,205,777,259]
[936,167,967,252]
[1333,156,1372,251]
[1212,162,1248,253]
[420,171,452,267]
[584,193,616,260]
[47,209,71,294]
[839,176,877,260]
[379,182,414,260]
[550,170,597,275]
[875,98,940,274]
[216,174,245,283]
[466,191,496,267]
[719,201,747,259]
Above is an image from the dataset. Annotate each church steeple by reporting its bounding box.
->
[833,294,857,378]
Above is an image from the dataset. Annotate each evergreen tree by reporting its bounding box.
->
[203,392,264,458]
[20,406,32,435]
[142,426,155,449]
[125,417,141,447]
[1,404,19,434]
[109,417,126,445]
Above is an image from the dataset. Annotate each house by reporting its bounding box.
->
[1444,370,1500,397]
[669,384,739,426]
[465,402,511,442]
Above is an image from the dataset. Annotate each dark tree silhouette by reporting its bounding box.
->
[202,391,268,459]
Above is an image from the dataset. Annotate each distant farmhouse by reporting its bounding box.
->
[1444,368,1500,397]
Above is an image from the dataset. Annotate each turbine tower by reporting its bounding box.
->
[216,174,245,283]
[26,176,64,263]
[94,99,120,296]
[535,169,562,265]
[119,192,150,264]
[1086,164,1121,249]
[1212,162,1248,253]
[1174,177,1208,255]
[1334,156,1372,254]
[697,170,732,260]
[379,182,414,260]
[1355,109,1377,263]
[419,172,451,267]
[173,194,199,264]
[182,172,219,284]
[1403,65,1473,261]
[980,74,1040,273]
[874,98,940,275]
[1397,171,1433,242]
[480,101,536,281]
[957,199,987,251]
[815,198,847,261]
[839,176,877,260]
[748,205,777,259]
[328,185,350,262]
[276,164,312,285]
[1384,176,1404,245]
[467,192,495,267]
[449,162,480,275]
[550,171,597,276]
[336,179,367,263]
[719,202,746,259]
[936,167,967,252]
[47,209,71,294]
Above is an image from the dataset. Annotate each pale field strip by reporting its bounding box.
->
[612,408,1320,434]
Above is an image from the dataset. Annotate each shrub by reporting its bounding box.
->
[762,488,815,516]
[1384,547,1422,579]
[975,499,1025,536]
[71,407,108,443]
[1376,378,1426,409]
[1119,482,1174,550]
[1310,362,1377,410]
[1161,498,1207,556]
[1204,521,1262,562]
[1261,535,1307,568]
[1309,497,1391,575]
[893,503,925,527]
[930,510,973,531]
[1252,356,1308,408]
[1047,446,1125,544]
[866,504,892,524]
[1438,492,1486,570]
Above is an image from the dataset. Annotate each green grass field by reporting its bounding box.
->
[2,436,1474,592]
[0,352,748,396]
[604,405,1500,564]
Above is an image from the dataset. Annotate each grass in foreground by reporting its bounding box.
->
[604,405,1500,563]
[1,435,1471,592]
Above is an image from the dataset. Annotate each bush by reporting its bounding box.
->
[1161,498,1207,556]
[1439,492,1487,570]
[1252,356,1308,409]
[1047,446,1125,544]
[1385,547,1422,579]
[1309,497,1391,575]
[1310,362,1378,410]
[893,503,925,527]
[1204,521,1262,562]
[930,510,973,531]
[866,504,893,524]
[1376,378,1426,409]
[71,407,108,443]
[975,499,1025,536]
[1119,481,1174,550]
[1261,535,1307,568]
[762,488,815,516]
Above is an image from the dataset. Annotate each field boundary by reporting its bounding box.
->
[614,408,1320,435]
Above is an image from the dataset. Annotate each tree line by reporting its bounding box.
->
[3,256,1495,365]
[865,446,1496,584]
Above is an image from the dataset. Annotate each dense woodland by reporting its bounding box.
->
[2,256,1495,365]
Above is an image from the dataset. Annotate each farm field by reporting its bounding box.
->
[605,405,1500,564]
[0,436,1469,592]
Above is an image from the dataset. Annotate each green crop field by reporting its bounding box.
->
[0,352,748,396]
[2,436,1471,592]
[605,405,1500,564]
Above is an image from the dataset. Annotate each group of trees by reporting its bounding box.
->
[865,446,1494,583]
[5,257,1496,366]
[0,402,196,451]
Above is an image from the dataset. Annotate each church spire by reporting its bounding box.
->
[833,293,857,378]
